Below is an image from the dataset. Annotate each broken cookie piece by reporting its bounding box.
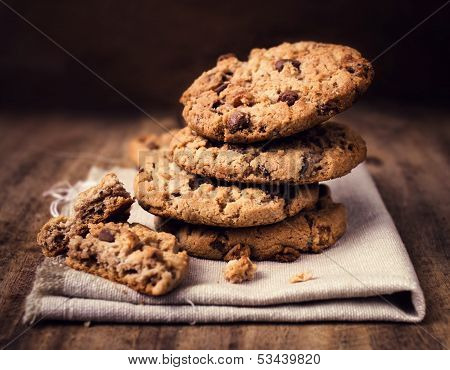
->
[66,222,188,296]
[224,256,257,284]
[73,173,134,229]
[37,215,75,257]
[37,173,133,257]
[289,272,313,284]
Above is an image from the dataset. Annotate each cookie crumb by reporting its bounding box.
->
[289,272,313,284]
[224,256,257,283]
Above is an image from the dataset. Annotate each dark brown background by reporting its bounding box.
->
[0,0,448,114]
[0,0,449,350]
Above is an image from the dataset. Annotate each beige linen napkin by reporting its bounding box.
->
[24,164,425,323]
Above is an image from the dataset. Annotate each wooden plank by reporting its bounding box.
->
[0,105,448,350]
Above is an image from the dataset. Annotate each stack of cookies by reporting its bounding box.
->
[36,41,373,296]
[134,41,373,264]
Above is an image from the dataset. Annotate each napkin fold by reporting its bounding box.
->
[24,164,425,323]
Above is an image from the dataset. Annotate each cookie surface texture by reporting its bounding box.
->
[170,121,366,184]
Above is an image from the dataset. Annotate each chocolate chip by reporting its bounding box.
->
[211,100,223,110]
[222,70,234,79]
[98,228,114,242]
[227,111,250,133]
[188,178,199,190]
[278,91,299,106]
[54,234,65,244]
[316,100,341,116]
[243,167,253,177]
[346,66,355,73]
[275,60,285,72]
[275,59,301,72]
[292,60,301,69]
[214,83,228,94]
[210,239,226,251]
[300,160,309,177]
[299,153,322,177]
[171,192,181,197]
[217,53,236,62]
[256,164,270,177]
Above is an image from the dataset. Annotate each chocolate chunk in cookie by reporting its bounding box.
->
[227,111,250,133]
[98,227,115,242]
[278,91,299,106]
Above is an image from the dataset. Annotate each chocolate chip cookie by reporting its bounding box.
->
[134,149,319,228]
[181,41,373,143]
[66,222,188,296]
[170,121,366,184]
[37,215,76,257]
[37,173,133,257]
[128,129,179,167]
[162,185,346,262]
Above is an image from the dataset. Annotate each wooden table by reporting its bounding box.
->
[0,103,448,350]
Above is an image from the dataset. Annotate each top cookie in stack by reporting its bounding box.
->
[134,41,373,262]
[180,41,373,143]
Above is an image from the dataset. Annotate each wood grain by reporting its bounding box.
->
[0,104,448,350]
[1,1,447,111]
